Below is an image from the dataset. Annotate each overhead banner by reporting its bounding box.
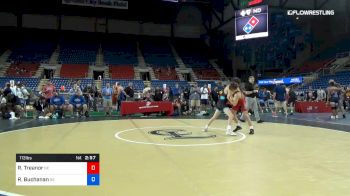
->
[258,77,303,86]
[235,5,268,40]
[62,0,128,10]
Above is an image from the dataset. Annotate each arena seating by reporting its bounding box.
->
[291,59,334,74]
[60,64,89,78]
[193,68,220,80]
[0,77,39,90]
[140,38,177,67]
[58,41,97,64]
[102,79,144,91]
[8,40,55,63]
[51,78,93,90]
[173,39,211,68]
[312,38,350,60]
[6,63,39,77]
[109,65,134,79]
[300,71,350,90]
[103,38,137,65]
[151,80,189,89]
[153,68,178,80]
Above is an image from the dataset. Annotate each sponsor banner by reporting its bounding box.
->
[62,0,128,10]
[258,77,303,86]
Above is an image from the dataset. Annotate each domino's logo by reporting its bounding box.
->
[243,16,259,34]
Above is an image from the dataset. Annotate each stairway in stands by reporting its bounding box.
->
[49,46,60,65]
[169,41,186,69]
[0,50,12,76]
[209,59,228,80]
[95,46,104,66]
[53,64,62,78]
[0,49,12,63]
[136,41,146,67]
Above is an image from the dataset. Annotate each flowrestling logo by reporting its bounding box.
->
[287,10,334,16]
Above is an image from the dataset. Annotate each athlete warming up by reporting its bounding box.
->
[203,84,238,136]
[228,82,254,135]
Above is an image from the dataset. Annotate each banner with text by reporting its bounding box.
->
[62,0,128,10]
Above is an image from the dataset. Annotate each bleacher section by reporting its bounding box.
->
[60,64,89,78]
[154,68,178,80]
[6,63,39,77]
[312,38,350,60]
[58,41,97,64]
[0,77,39,89]
[103,38,137,65]
[109,65,134,79]
[300,71,350,90]
[8,40,55,63]
[173,39,211,68]
[193,68,220,80]
[140,38,177,67]
[51,78,93,90]
[102,79,144,91]
[291,59,334,74]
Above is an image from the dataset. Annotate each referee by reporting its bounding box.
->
[240,76,263,123]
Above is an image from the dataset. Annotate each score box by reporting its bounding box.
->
[16,154,100,186]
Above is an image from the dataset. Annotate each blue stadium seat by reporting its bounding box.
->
[8,40,55,63]
[0,77,39,90]
[51,78,94,90]
[58,41,97,64]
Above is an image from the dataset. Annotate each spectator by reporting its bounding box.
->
[317,87,326,102]
[273,83,288,117]
[1,93,21,119]
[50,91,73,118]
[163,87,170,101]
[172,83,181,100]
[69,89,88,118]
[33,96,49,119]
[43,81,56,102]
[3,83,12,97]
[83,84,94,111]
[258,88,269,113]
[345,86,350,111]
[306,86,317,101]
[124,82,134,101]
[116,83,127,111]
[102,83,113,116]
[288,87,297,115]
[327,80,343,119]
[154,87,163,101]
[143,85,153,101]
[91,84,99,111]
[69,83,81,96]
[211,87,219,108]
[199,84,209,115]
[183,87,190,101]
[241,76,263,123]
[17,83,30,117]
[189,84,201,114]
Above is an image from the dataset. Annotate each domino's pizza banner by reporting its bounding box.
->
[258,77,304,86]
[235,5,268,41]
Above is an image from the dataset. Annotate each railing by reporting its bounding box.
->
[335,51,350,58]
